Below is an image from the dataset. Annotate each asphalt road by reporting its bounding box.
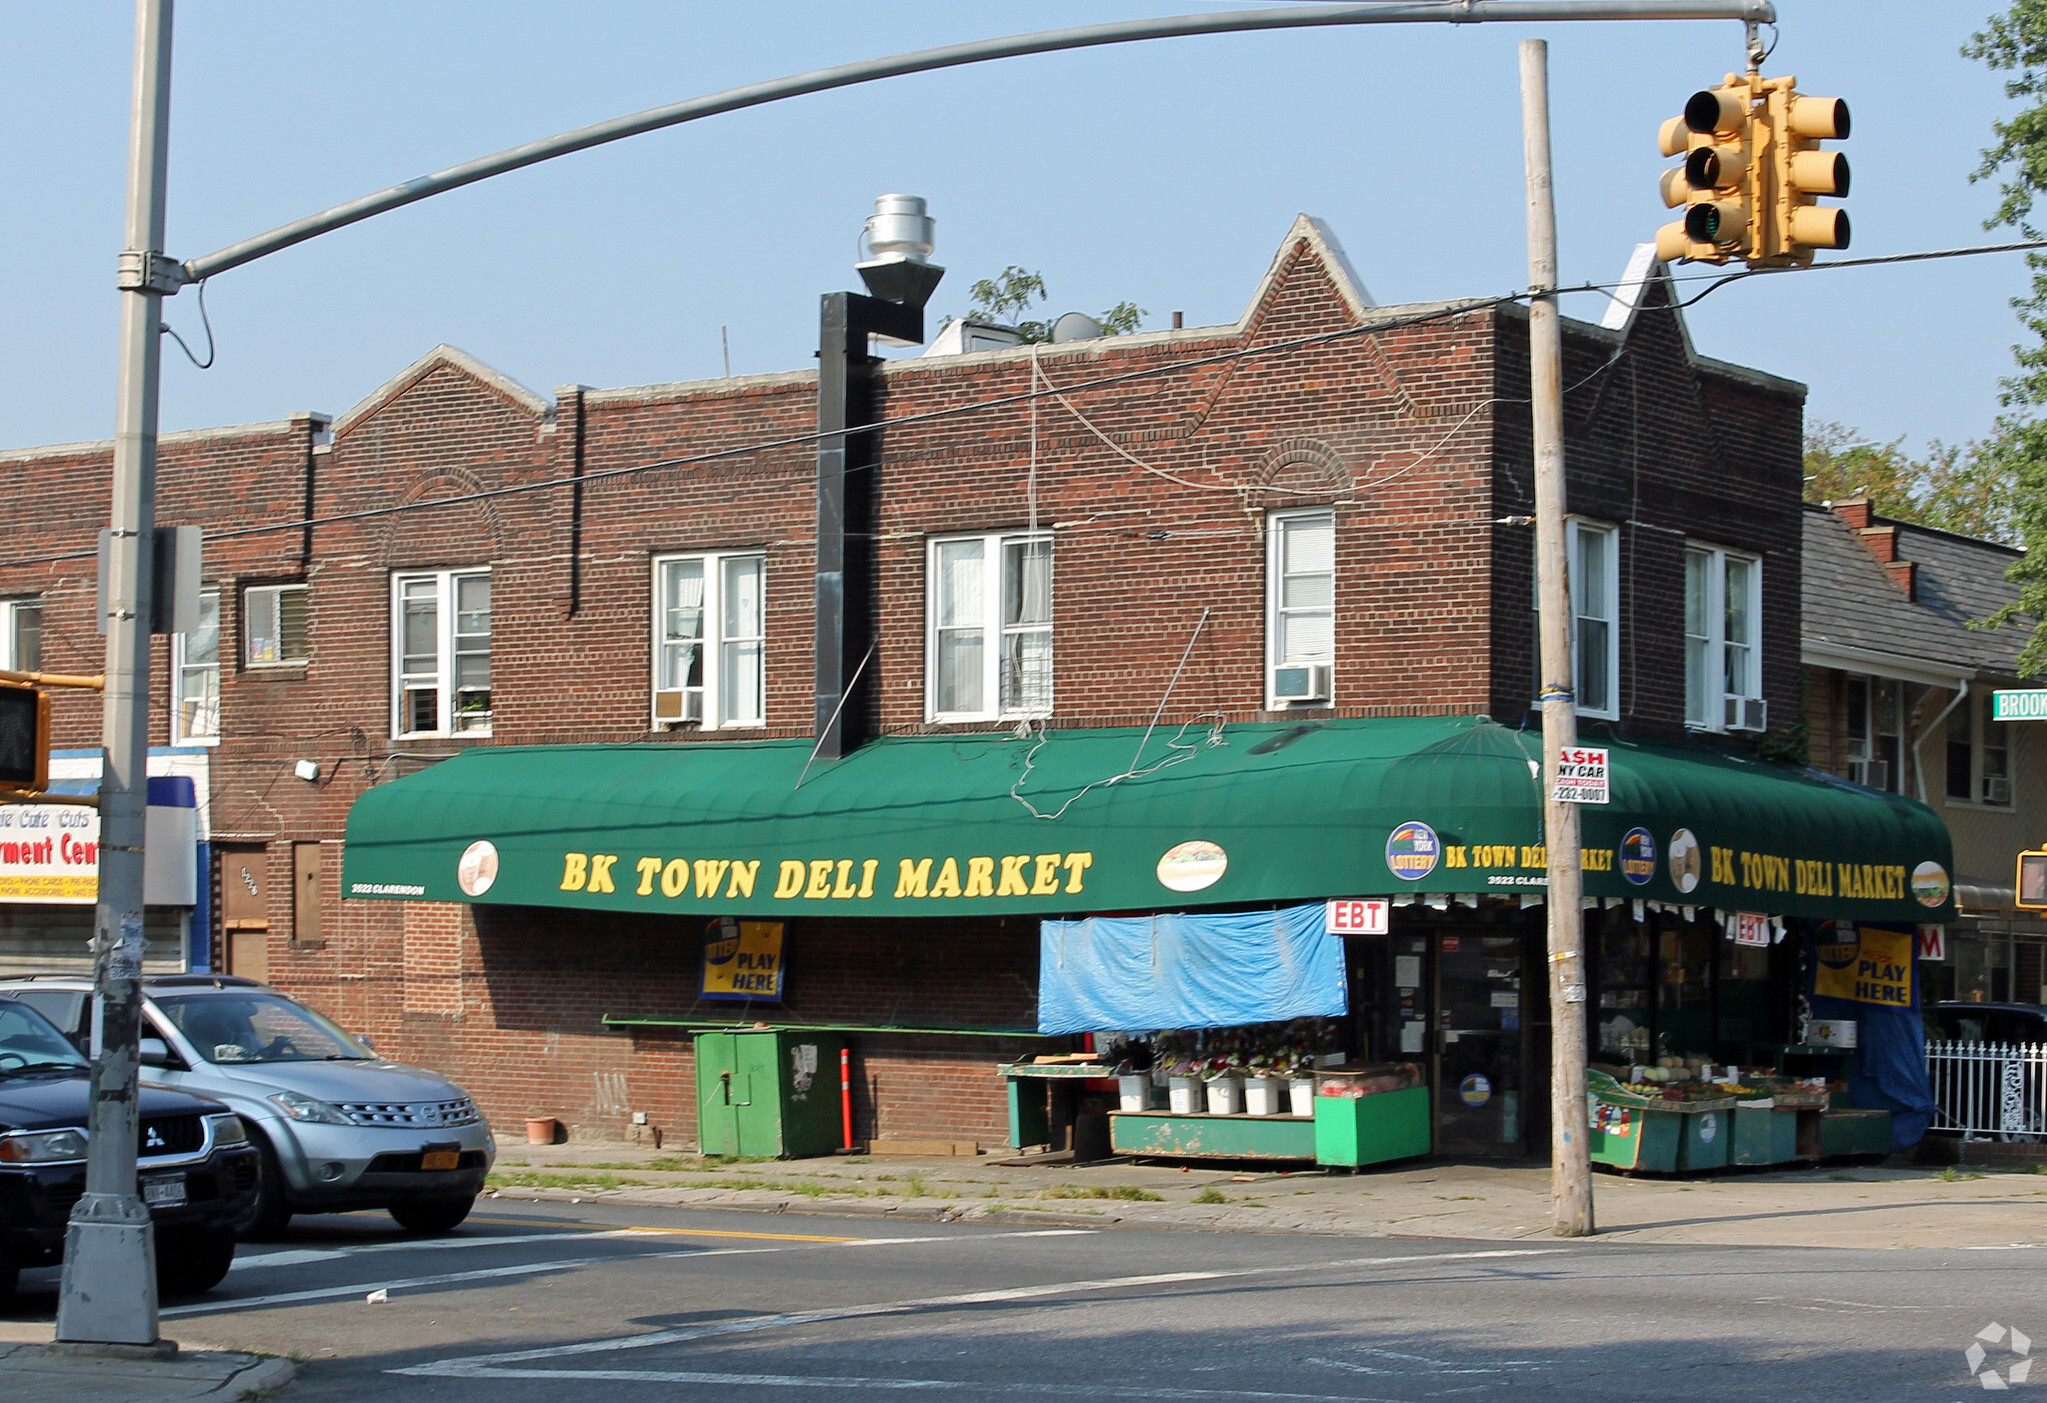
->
[6,1199,2038,1400]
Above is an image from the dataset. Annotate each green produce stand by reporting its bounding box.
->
[1312,1085,1432,1168]
[1676,1107,1731,1171]
[1111,1111,1317,1161]
[1818,1108,1892,1157]
[695,1029,847,1159]
[1730,1102,1779,1165]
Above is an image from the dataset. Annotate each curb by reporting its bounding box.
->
[221,1354,297,1397]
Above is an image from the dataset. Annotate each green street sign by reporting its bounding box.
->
[1993,689,2047,722]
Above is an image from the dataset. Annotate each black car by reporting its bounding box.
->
[0,995,258,1301]
[1923,1001,2047,1045]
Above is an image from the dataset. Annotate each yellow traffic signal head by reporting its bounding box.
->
[1652,74,1852,270]
[0,681,50,795]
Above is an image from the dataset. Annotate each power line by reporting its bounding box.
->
[4,236,2039,572]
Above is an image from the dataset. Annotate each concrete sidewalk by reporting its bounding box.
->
[0,1341,294,1403]
[488,1138,2047,1250]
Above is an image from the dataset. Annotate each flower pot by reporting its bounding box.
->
[1288,1077,1316,1117]
[1167,1076,1204,1114]
[524,1116,559,1145]
[1246,1076,1290,1116]
[1204,1075,1244,1116]
[1118,1075,1152,1113]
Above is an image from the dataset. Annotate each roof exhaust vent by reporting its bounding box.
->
[857,193,944,312]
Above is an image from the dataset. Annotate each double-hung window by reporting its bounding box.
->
[0,598,40,672]
[1844,673,1904,792]
[171,587,221,744]
[245,583,309,667]
[393,569,491,737]
[652,552,765,729]
[927,532,1052,722]
[1683,544,1762,730]
[1535,519,1619,719]
[1946,690,2013,807]
[1266,510,1335,707]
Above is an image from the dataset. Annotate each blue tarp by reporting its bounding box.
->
[1036,904,1348,1035]
[1806,922,1937,1151]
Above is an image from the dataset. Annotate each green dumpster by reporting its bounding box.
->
[695,1029,847,1158]
[1312,1085,1432,1168]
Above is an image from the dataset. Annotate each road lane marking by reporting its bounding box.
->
[389,1366,1408,1400]
[166,1245,782,1318]
[394,1248,1563,1377]
[232,1229,664,1271]
[470,1217,869,1243]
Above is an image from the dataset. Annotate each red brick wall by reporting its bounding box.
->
[0,240,1805,1145]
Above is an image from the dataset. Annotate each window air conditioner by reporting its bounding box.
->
[1848,758,1888,790]
[1272,663,1332,704]
[1723,695,1767,732]
[1983,775,2013,806]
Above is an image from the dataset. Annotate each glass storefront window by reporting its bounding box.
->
[1596,914,1652,1063]
[1658,922,1712,1057]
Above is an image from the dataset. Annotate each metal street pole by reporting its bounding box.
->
[57,0,174,1345]
[1519,36,1593,1238]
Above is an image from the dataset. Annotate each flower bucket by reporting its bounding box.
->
[1204,1075,1244,1116]
[524,1116,559,1145]
[1243,1076,1285,1116]
[1288,1077,1316,1117]
[1167,1076,1204,1114]
[1118,1075,1151,1114]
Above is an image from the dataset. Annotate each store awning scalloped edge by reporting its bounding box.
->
[339,716,1956,925]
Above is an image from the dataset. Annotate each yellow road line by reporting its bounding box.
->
[470,1215,866,1244]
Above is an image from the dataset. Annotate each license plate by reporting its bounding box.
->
[420,1150,460,1171]
[143,1176,186,1208]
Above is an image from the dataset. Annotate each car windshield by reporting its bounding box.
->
[152,991,372,1064]
[0,998,90,1076]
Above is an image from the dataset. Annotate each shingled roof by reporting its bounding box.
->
[1802,501,2029,679]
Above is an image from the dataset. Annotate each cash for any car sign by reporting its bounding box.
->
[1551,747,1610,805]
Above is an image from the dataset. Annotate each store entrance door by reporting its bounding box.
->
[1433,932,1526,1156]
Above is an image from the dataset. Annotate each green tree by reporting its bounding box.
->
[1965,3,2047,669]
[1802,421,2018,543]
[964,265,1146,343]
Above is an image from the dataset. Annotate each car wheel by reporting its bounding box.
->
[156,1226,236,1297]
[234,1128,293,1241]
[389,1195,476,1234]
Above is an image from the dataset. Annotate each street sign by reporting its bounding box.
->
[1325,898,1390,936]
[1552,746,1610,805]
[1993,689,2047,722]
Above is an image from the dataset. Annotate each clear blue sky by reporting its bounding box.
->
[0,2,2024,456]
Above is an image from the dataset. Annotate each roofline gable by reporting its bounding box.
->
[331,344,552,437]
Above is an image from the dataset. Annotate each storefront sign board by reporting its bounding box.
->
[1325,898,1389,935]
[0,800,195,905]
[1551,746,1609,805]
[1733,911,1771,947]
[1916,925,1945,961]
[1992,689,2047,721]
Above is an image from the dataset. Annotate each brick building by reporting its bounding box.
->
[0,218,1951,1159]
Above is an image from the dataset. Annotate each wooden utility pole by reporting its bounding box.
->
[1519,36,1594,1238]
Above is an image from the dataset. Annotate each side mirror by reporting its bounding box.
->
[139,1037,173,1069]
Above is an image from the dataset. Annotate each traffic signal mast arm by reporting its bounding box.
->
[0,668,106,691]
[1656,72,1849,268]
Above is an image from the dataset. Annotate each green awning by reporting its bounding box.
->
[340,716,1955,923]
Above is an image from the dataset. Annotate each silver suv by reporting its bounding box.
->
[0,975,495,1238]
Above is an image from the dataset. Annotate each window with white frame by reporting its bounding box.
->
[0,598,40,673]
[1535,519,1619,719]
[1683,544,1762,730]
[244,583,309,667]
[392,569,491,737]
[171,587,221,744]
[1946,689,2013,807]
[1844,673,1905,793]
[652,552,765,729]
[1266,510,1335,707]
[927,532,1052,722]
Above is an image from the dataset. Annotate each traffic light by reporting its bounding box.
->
[2020,850,2047,912]
[1655,73,1850,268]
[0,680,49,795]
